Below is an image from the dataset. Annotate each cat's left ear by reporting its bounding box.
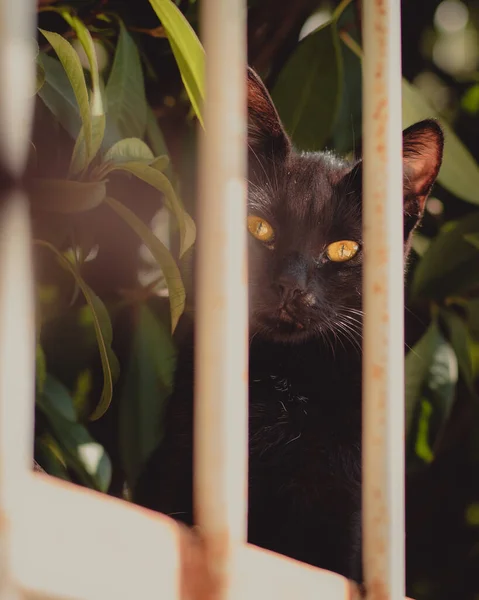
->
[403,119,444,237]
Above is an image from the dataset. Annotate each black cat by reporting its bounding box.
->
[134,68,444,581]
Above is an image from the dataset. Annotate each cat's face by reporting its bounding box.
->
[246,68,444,344]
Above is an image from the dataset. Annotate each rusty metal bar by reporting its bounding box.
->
[361,0,405,599]
[194,0,249,596]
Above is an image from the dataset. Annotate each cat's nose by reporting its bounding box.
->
[275,254,308,299]
[276,273,307,299]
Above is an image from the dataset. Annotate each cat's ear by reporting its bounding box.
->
[403,119,444,237]
[247,67,291,159]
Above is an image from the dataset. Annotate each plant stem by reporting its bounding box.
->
[339,29,363,58]
[332,0,353,22]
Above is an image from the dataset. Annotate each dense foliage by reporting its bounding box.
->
[32,0,479,598]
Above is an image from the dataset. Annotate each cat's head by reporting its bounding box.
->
[246,67,444,344]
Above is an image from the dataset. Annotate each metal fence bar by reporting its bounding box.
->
[194,0,249,596]
[362,0,405,599]
[0,0,36,512]
[12,473,360,600]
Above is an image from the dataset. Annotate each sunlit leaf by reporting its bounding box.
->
[105,161,196,257]
[40,29,92,159]
[403,79,479,206]
[103,138,154,163]
[119,303,176,488]
[30,178,107,213]
[272,20,342,151]
[414,399,434,464]
[338,34,479,205]
[148,0,204,126]
[35,240,120,420]
[105,197,186,331]
[105,20,148,139]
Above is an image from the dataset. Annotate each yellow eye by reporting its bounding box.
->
[326,240,359,262]
[247,215,275,243]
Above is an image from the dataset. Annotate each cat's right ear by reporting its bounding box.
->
[247,67,291,160]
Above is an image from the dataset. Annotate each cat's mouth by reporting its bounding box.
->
[278,308,305,329]
[253,306,315,343]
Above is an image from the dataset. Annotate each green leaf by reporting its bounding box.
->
[40,29,92,161]
[441,309,476,392]
[105,21,148,139]
[37,52,81,139]
[403,78,479,206]
[272,20,342,151]
[69,114,106,176]
[30,178,107,213]
[148,0,205,126]
[337,35,479,205]
[103,138,155,164]
[36,344,47,394]
[36,433,71,482]
[36,59,46,94]
[414,399,434,464]
[60,12,103,117]
[35,240,120,420]
[145,106,169,158]
[410,211,479,301]
[332,31,362,153]
[105,197,186,331]
[106,161,196,257]
[119,303,176,489]
[37,375,112,491]
[464,233,479,250]
[405,320,458,438]
[462,83,479,116]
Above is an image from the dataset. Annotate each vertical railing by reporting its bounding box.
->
[362,0,405,599]
[195,0,249,598]
[0,0,36,511]
[0,0,37,596]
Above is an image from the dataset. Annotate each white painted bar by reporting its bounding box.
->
[194,0,249,596]
[11,473,361,600]
[362,0,405,599]
[0,0,36,174]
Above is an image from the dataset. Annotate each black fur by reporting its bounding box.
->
[134,68,444,582]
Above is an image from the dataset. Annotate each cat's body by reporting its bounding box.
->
[134,68,443,581]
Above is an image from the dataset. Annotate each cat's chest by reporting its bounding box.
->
[248,352,362,457]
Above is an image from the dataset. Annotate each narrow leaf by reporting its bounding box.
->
[105,197,186,331]
[119,303,176,488]
[272,21,343,151]
[148,0,204,126]
[403,79,479,206]
[410,211,479,300]
[106,161,196,257]
[35,240,119,420]
[37,375,112,491]
[40,29,92,159]
[464,233,479,250]
[105,21,148,139]
[37,52,81,139]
